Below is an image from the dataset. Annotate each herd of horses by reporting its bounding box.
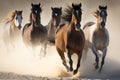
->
[1,2,109,75]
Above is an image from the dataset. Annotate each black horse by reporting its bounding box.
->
[22,3,47,56]
[46,7,62,44]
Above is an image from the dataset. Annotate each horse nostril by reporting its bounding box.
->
[76,23,81,28]
[101,21,105,27]
[75,23,81,31]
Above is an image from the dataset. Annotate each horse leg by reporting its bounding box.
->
[92,46,99,69]
[99,48,107,72]
[40,42,47,57]
[56,47,69,71]
[73,51,82,74]
[67,49,73,71]
[82,46,89,62]
[43,42,47,57]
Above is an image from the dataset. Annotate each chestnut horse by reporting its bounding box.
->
[46,7,62,44]
[22,3,47,56]
[55,3,85,74]
[83,6,109,72]
[3,10,23,49]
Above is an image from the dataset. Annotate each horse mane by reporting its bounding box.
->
[2,10,16,23]
[30,13,32,23]
[62,5,73,23]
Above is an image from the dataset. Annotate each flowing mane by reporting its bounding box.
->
[2,10,16,23]
[62,5,73,23]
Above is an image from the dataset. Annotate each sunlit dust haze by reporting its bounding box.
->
[0,0,120,79]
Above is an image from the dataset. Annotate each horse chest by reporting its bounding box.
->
[92,29,109,49]
[31,28,41,39]
[67,31,85,51]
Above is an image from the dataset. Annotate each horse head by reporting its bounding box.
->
[51,7,62,27]
[93,5,107,28]
[14,10,23,30]
[31,3,42,27]
[71,3,82,31]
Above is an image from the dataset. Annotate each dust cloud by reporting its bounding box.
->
[0,0,120,79]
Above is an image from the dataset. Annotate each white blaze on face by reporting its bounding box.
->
[55,13,58,16]
[101,11,106,23]
[15,15,22,27]
[76,10,79,17]
[35,10,37,14]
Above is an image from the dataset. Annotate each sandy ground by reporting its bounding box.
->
[0,0,120,79]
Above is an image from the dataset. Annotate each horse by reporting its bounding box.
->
[46,7,62,44]
[22,3,47,56]
[83,5,109,72]
[2,10,23,49]
[55,3,85,74]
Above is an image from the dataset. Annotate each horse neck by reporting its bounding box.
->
[52,17,61,27]
[10,20,18,30]
[69,15,76,31]
[31,14,41,28]
[96,19,105,31]
[30,13,41,24]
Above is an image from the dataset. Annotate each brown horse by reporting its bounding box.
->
[3,10,23,49]
[55,3,85,74]
[46,7,62,44]
[22,3,47,56]
[83,5,109,72]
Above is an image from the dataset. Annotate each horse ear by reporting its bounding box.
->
[21,10,23,13]
[92,10,99,18]
[105,5,107,9]
[79,3,82,7]
[60,7,62,10]
[72,3,75,8]
[31,3,33,7]
[51,7,54,10]
[38,3,41,6]
[15,10,17,13]
[99,5,102,9]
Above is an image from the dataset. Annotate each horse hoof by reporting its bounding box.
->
[98,68,102,73]
[66,67,70,72]
[73,70,78,75]
[98,70,102,73]
[70,67,73,71]
[95,65,99,69]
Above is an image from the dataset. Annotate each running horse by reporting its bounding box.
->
[83,5,109,72]
[22,3,47,56]
[55,3,85,74]
[3,10,23,48]
[46,7,62,44]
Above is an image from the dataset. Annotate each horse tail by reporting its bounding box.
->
[83,22,95,30]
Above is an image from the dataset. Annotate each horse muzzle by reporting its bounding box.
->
[75,23,81,31]
[101,21,105,28]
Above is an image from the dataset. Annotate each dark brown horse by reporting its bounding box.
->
[22,3,47,56]
[55,3,85,74]
[83,6,109,72]
[46,7,62,44]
